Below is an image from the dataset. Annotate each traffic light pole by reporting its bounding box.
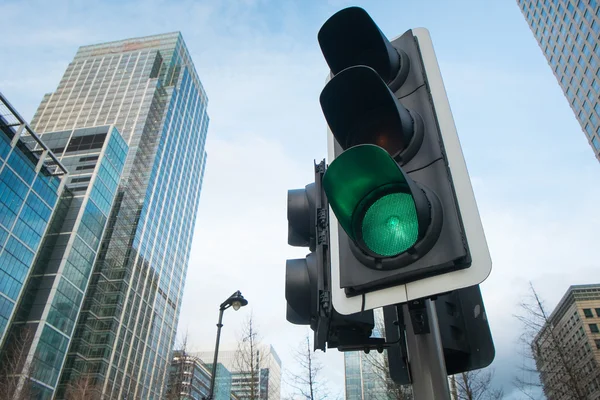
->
[404,299,451,400]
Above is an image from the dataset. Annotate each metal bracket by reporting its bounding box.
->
[317,208,328,245]
[319,291,331,315]
[315,159,326,174]
[408,299,430,334]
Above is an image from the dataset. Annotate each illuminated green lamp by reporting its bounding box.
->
[323,145,428,258]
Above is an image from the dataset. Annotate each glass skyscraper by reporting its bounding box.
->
[5,32,208,399]
[518,0,600,162]
[12,125,128,398]
[0,92,67,346]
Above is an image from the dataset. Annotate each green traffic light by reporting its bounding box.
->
[361,193,419,257]
[323,144,425,258]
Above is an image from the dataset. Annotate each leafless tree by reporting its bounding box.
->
[63,375,105,400]
[514,282,590,400]
[0,325,36,400]
[452,369,503,400]
[235,314,266,400]
[285,334,329,400]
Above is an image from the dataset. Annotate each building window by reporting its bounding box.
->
[584,100,591,113]
[584,308,594,318]
[593,136,600,150]
[595,339,600,350]
[595,308,600,317]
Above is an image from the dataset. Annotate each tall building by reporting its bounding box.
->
[518,0,600,162]
[166,350,235,400]
[344,351,390,400]
[533,284,600,399]
[196,345,282,400]
[2,32,209,399]
[0,92,67,345]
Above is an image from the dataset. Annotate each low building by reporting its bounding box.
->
[166,351,234,400]
[196,344,282,400]
[533,284,600,400]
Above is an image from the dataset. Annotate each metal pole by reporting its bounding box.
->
[404,298,451,400]
[207,307,225,400]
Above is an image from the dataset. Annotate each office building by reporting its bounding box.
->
[166,351,234,400]
[2,32,209,399]
[344,351,391,400]
[518,0,600,162]
[9,125,128,399]
[196,345,282,400]
[0,92,67,346]
[533,284,600,399]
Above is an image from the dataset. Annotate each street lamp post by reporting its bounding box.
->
[205,290,248,400]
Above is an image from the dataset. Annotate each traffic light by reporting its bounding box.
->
[384,285,495,385]
[318,7,486,301]
[285,161,378,351]
[436,285,495,374]
[285,163,321,332]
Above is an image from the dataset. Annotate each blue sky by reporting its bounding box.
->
[2,0,600,398]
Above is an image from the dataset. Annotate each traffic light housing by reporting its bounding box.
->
[319,7,478,299]
[285,161,378,351]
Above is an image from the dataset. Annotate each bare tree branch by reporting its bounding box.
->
[63,375,106,400]
[0,324,36,400]
[235,313,266,400]
[284,333,329,400]
[453,369,503,400]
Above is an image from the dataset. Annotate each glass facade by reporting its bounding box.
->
[0,92,67,347]
[518,0,600,162]
[28,32,209,399]
[166,351,233,400]
[344,309,400,400]
[7,125,127,399]
[196,346,282,400]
